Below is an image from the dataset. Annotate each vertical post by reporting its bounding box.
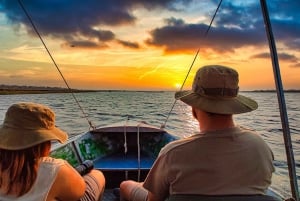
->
[72,141,83,164]
[260,0,299,200]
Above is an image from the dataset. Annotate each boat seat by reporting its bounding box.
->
[166,194,282,201]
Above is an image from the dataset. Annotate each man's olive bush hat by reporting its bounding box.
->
[175,65,258,114]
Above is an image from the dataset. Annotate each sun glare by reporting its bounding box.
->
[174,83,182,90]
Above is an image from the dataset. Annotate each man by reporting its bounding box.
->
[120,65,275,201]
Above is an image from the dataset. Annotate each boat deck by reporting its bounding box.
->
[103,189,119,201]
[95,152,152,200]
[94,152,155,170]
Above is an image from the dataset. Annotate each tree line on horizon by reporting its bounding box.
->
[0,84,299,95]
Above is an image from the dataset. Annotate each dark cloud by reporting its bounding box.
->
[80,29,115,42]
[251,52,299,66]
[278,53,299,63]
[61,40,108,49]
[146,17,265,53]
[117,40,140,49]
[146,0,300,54]
[212,0,300,43]
[145,1,263,53]
[214,2,260,30]
[291,63,300,68]
[1,1,135,34]
[251,53,269,59]
[0,0,299,53]
[0,0,190,49]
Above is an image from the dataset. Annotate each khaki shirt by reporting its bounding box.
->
[143,126,274,200]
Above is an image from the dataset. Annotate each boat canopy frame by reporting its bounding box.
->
[260,0,299,200]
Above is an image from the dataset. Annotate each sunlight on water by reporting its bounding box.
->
[0,91,299,197]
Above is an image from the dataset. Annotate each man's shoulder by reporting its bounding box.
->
[237,126,265,140]
[159,136,198,156]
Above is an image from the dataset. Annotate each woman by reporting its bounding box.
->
[0,102,105,201]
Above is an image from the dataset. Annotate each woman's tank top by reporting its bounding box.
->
[0,157,66,201]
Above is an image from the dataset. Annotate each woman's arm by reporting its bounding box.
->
[49,162,86,201]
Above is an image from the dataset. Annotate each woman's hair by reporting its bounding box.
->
[0,141,51,196]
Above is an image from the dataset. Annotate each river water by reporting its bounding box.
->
[0,91,299,197]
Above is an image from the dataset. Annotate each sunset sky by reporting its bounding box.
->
[0,0,299,90]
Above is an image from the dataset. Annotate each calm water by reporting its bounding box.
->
[0,91,299,197]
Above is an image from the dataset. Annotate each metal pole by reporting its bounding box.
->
[260,0,299,200]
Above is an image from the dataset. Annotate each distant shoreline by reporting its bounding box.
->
[244,89,300,93]
[0,85,299,95]
[0,89,97,95]
[0,85,97,95]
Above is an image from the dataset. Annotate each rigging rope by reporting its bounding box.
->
[123,117,128,154]
[17,0,95,130]
[161,0,223,129]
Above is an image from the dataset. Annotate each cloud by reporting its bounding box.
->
[251,53,270,59]
[61,40,108,49]
[278,53,299,63]
[291,63,300,68]
[146,0,300,54]
[117,40,140,49]
[146,17,265,53]
[251,52,298,62]
[284,39,300,51]
[0,0,299,53]
[251,52,299,67]
[0,0,191,49]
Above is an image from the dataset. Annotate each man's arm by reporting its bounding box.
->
[147,191,165,201]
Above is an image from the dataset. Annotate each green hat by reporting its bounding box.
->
[175,65,258,114]
[0,102,68,150]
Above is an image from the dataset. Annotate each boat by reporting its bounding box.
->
[50,119,179,200]
[49,118,286,201]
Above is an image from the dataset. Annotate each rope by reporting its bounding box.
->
[17,0,95,130]
[161,0,223,129]
[123,117,128,154]
[123,117,129,180]
[161,50,199,129]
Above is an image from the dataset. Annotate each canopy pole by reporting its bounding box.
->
[260,0,299,200]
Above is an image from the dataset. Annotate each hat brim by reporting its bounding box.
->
[175,90,258,114]
[0,126,68,150]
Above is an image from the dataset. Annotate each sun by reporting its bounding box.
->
[174,83,182,90]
